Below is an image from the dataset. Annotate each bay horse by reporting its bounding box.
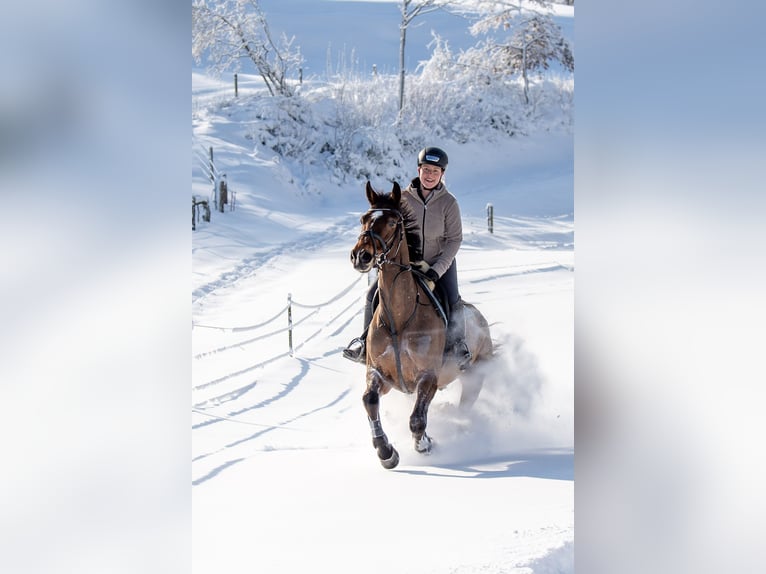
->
[349,181,494,469]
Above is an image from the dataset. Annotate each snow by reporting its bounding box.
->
[193,2,573,573]
[4,1,765,573]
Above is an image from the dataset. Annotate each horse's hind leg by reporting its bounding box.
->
[459,369,484,411]
[362,375,399,469]
[410,371,438,453]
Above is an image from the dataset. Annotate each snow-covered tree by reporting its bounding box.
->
[467,1,573,104]
[192,0,302,97]
[192,0,572,184]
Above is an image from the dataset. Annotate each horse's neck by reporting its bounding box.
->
[377,255,416,311]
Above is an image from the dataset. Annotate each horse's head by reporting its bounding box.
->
[350,181,404,273]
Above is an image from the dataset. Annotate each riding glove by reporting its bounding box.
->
[423,268,439,291]
[411,261,438,291]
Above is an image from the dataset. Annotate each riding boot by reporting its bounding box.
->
[446,300,472,371]
[342,329,368,363]
[343,287,376,363]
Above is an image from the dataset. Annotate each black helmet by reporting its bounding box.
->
[417,147,448,170]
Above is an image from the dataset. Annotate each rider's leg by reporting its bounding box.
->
[439,261,472,370]
[343,282,378,363]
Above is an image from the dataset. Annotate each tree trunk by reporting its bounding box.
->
[522,41,529,105]
[398,12,407,115]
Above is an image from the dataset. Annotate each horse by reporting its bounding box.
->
[349,181,494,469]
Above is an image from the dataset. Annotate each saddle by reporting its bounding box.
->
[413,274,449,328]
[370,272,449,327]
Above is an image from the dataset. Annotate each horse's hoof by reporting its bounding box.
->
[379,446,400,469]
[414,433,433,454]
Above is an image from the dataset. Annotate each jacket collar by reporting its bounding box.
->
[409,177,444,203]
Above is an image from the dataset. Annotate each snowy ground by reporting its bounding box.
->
[192,2,573,572]
[191,183,574,573]
[190,90,575,574]
[4,1,766,573]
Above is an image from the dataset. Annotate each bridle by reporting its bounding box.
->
[358,208,406,268]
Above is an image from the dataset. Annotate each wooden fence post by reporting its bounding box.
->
[218,177,228,213]
[234,73,238,97]
[486,203,494,234]
[209,147,214,184]
[287,293,293,357]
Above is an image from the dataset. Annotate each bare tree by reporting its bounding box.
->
[397,1,450,116]
[192,0,302,97]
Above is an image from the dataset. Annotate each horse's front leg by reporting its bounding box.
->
[410,371,438,453]
[362,370,400,469]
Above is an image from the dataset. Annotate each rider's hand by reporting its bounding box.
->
[423,268,439,291]
[411,260,429,273]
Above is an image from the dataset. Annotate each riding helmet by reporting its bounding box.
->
[417,146,448,170]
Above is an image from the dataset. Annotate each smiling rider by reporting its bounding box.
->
[343,146,472,370]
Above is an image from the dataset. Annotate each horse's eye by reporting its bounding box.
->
[387,219,396,228]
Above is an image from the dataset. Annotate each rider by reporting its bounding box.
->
[343,146,472,370]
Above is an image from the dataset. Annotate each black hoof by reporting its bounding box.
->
[379,446,400,469]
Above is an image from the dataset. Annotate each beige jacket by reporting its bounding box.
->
[401,178,463,278]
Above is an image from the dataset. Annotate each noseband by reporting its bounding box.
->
[358,208,405,267]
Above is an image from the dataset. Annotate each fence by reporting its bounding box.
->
[194,142,217,191]
[193,142,237,228]
[192,274,365,373]
[192,196,211,230]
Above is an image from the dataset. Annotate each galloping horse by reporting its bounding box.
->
[349,181,494,469]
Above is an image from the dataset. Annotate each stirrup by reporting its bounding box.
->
[342,337,366,364]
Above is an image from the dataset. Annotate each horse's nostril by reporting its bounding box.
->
[360,252,372,264]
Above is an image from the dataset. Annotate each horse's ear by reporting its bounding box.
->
[391,181,401,205]
[366,180,377,205]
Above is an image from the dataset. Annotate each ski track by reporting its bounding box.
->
[192,381,258,410]
[193,357,310,431]
[192,386,353,484]
[191,268,366,467]
[192,219,357,304]
[468,263,573,284]
[192,275,363,406]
